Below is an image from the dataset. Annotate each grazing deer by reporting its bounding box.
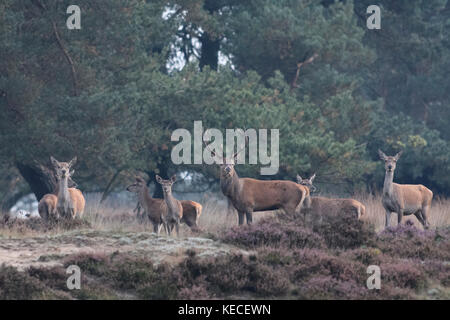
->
[127,177,202,233]
[378,150,432,229]
[297,174,365,223]
[38,157,85,220]
[155,175,183,236]
[206,144,306,225]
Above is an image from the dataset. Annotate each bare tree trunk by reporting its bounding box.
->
[199,32,220,71]
[15,161,77,202]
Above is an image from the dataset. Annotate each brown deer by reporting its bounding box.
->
[155,175,183,236]
[38,193,58,220]
[38,157,85,220]
[206,144,307,225]
[378,150,432,229]
[127,177,202,233]
[297,174,365,223]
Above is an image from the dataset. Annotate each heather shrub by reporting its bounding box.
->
[381,262,428,291]
[340,247,386,266]
[0,216,90,233]
[313,214,376,249]
[198,255,252,293]
[108,257,159,290]
[63,252,179,299]
[0,265,46,300]
[178,284,213,300]
[297,276,368,300]
[376,224,450,260]
[248,263,290,296]
[183,253,290,297]
[63,252,109,277]
[292,249,366,283]
[27,266,69,291]
[221,217,325,249]
[368,285,415,300]
[259,248,295,267]
[422,261,450,286]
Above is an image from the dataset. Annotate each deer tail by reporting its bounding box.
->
[359,204,366,219]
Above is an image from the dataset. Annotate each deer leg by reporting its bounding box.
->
[421,206,431,229]
[153,222,159,234]
[245,211,253,225]
[237,211,245,225]
[397,209,404,226]
[166,222,172,236]
[414,210,425,227]
[385,210,391,228]
[175,219,180,237]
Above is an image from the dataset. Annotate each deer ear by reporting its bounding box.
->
[296,174,302,183]
[69,169,75,176]
[68,156,77,167]
[378,149,387,160]
[394,150,403,161]
[155,175,162,184]
[170,175,177,183]
[50,156,59,167]
[309,173,316,183]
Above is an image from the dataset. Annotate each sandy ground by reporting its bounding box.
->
[0,229,251,271]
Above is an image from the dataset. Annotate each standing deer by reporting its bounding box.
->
[156,175,183,236]
[297,174,365,223]
[378,150,432,229]
[206,144,307,225]
[38,156,85,220]
[127,177,202,233]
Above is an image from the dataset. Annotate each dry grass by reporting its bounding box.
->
[1,192,449,238]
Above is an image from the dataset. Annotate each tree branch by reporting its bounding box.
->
[290,53,318,91]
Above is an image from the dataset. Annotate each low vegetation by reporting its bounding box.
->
[0,196,448,300]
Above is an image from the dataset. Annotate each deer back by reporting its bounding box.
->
[38,194,58,220]
[180,200,202,230]
[230,178,305,212]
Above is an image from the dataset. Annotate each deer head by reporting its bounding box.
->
[126,176,147,193]
[204,137,247,179]
[50,156,77,179]
[378,150,403,173]
[155,175,177,194]
[297,173,317,192]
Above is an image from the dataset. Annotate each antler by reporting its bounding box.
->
[231,132,250,161]
[203,129,224,162]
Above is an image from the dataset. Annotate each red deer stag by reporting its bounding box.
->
[206,143,307,225]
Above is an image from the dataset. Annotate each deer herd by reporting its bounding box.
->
[37,149,433,236]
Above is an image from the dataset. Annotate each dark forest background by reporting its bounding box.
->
[1,0,449,210]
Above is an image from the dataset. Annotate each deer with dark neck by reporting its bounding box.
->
[206,142,306,225]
